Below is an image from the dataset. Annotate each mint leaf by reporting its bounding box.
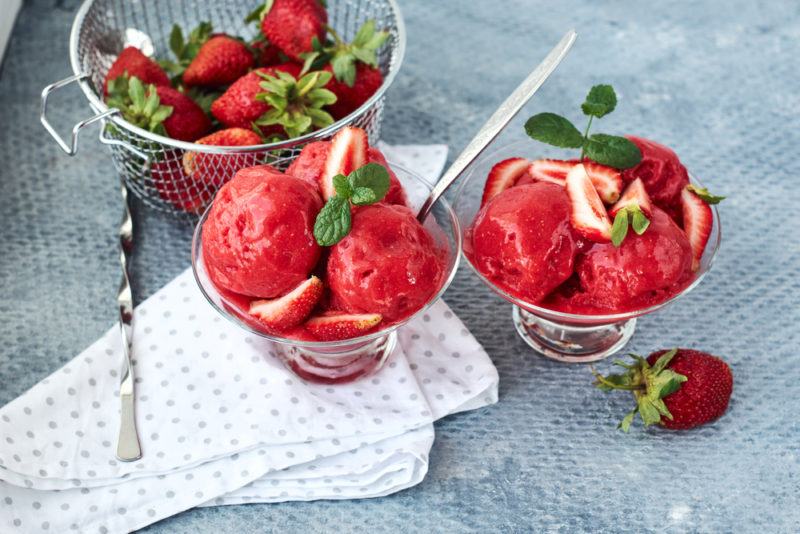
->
[351,187,377,205]
[348,163,390,204]
[524,113,584,149]
[313,196,351,246]
[333,174,351,198]
[687,184,725,204]
[630,206,650,235]
[583,133,642,169]
[611,209,629,247]
[581,84,617,118]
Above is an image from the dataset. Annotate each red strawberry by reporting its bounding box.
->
[481,157,530,207]
[155,86,212,141]
[103,47,170,96]
[610,177,653,218]
[565,164,613,242]
[251,36,283,67]
[583,162,622,204]
[305,312,382,341]
[259,0,327,62]
[105,75,210,142]
[210,64,300,129]
[250,276,324,332]
[680,186,713,271]
[183,128,263,195]
[151,159,213,214]
[594,348,733,431]
[183,35,254,87]
[320,127,368,200]
[527,159,577,185]
[325,63,384,120]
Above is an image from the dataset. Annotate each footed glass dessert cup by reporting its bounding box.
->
[453,140,721,363]
[192,163,461,383]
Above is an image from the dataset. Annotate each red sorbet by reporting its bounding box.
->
[547,207,693,313]
[326,204,446,322]
[202,165,323,298]
[623,136,690,221]
[468,182,579,304]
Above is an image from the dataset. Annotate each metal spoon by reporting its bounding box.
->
[416,30,577,221]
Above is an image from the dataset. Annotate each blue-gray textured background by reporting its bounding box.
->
[1,0,799,532]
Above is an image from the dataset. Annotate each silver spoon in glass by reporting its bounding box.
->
[416,30,577,222]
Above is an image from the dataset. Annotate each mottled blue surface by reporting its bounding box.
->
[1,0,799,532]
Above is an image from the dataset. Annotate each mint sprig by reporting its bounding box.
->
[524,84,642,170]
[610,205,651,247]
[313,163,390,246]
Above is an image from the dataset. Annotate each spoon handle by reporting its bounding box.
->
[417,30,577,221]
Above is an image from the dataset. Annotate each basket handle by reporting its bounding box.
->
[39,73,147,159]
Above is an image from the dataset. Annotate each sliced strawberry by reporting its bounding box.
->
[565,164,613,243]
[583,162,623,204]
[249,276,323,332]
[480,157,530,206]
[305,312,382,341]
[681,186,713,271]
[320,127,368,200]
[610,177,654,218]
[527,159,577,185]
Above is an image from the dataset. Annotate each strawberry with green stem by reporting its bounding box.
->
[593,348,733,431]
[106,74,211,141]
[303,20,389,119]
[246,0,328,62]
[253,69,337,138]
[159,22,214,83]
[103,47,171,96]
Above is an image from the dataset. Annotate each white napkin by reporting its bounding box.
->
[0,145,499,534]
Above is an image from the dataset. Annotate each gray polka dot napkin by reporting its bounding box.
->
[0,145,499,533]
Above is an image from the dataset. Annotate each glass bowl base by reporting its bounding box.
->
[276,331,397,384]
[512,306,636,363]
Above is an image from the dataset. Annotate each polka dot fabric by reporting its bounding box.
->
[0,146,498,533]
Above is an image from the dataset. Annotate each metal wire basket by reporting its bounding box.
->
[41,0,405,216]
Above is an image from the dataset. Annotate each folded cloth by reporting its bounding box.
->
[0,144,499,533]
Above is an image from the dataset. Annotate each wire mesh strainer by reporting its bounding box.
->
[41,0,405,216]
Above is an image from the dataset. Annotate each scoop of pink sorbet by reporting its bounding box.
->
[326,204,446,322]
[468,182,579,304]
[623,136,690,221]
[202,165,323,298]
[563,206,693,312]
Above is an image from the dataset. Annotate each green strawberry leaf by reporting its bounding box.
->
[581,84,617,118]
[637,398,662,427]
[313,196,351,246]
[650,349,678,374]
[618,407,638,432]
[583,133,642,169]
[611,209,630,247]
[524,113,584,149]
[687,184,725,204]
[169,24,184,58]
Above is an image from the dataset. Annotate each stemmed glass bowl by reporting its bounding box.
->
[192,162,461,383]
[453,140,721,363]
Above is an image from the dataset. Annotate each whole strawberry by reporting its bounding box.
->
[103,47,170,95]
[183,127,263,196]
[105,75,211,142]
[303,20,389,119]
[247,0,327,62]
[594,348,733,431]
[183,35,254,87]
[210,64,301,131]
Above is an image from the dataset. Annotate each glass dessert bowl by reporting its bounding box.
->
[192,159,461,383]
[453,140,721,363]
